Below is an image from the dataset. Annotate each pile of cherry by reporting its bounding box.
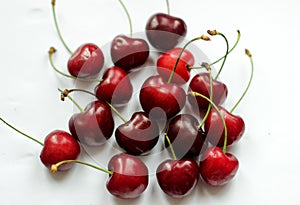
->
[0,0,254,200]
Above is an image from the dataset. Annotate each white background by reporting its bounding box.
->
[0,0,299,204]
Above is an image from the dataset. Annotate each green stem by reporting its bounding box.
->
[198,65,213,129]
[214,32,229,80]
[117,0,133,37]
[48,47,101,82]
[51,0,72,54]
[51,159,113,175]
[63,89,128,123]
[165,133,177,160]
[230,49,254,113]
[58,88,84,112]
[0,117,44,146]
[167,35,210,83]
[166,0,170,15]
[191,92,228,153]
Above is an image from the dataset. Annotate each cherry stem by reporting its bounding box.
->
[197,63,213,129]
[167,35,210,83]
[117,0,133,37]
[166,0,170,15]
[0,117,44,146]
[51,0,72,54]
[191,92,228,153]
[207,30,229,80]
[58,88,84,112]
[51,159,113,175]
[164,133,177,160]
[62,89,128,123]
[48,47,102,83]
[188,30,241,70]
[230,49,254,113]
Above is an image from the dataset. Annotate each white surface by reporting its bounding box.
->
[0,0,299,204]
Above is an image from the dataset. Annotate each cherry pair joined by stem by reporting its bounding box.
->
[62,89,159,155]
[0,117,80,171]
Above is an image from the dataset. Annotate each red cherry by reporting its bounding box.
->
[146,13,187,51]
[111,35,149,72]
[188,73,228,110]
[94,66,133,106]
[67,43,104,78]
[40,130,81,171]
[139,75,186,119]
[106,153,149,199]
[115,112,159,155]
[157,48,194,84]
[166,114,207,158]
[156,159,199,198]
[69,100,115,146]
[199,147,239,186]
[204,106,245,147]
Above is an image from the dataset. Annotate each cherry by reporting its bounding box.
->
[199,147,239,186]
[68,100,115,147]
[166,114,207,158]
[67,43,104,78]
[204,49,253,147]
[156,158,199,198]
[188,73,228,110]
[115,112,159,155]
[157,35,209,84]
[146,13,187,51]
[111,35,149,72]
[110,0,149,72]
[94,66,133,106]
[51,1,104,78]
[156,134,199,198]
[51,153,148,199]
[139,75,186,119]
[60,89,115,147]
[0,118,80,171]
[157,48,194,84]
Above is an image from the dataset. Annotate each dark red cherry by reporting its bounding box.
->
[146,13,187,51]
[69,100,114,146]
[188,73,228,110]
[67,43,104,78]
[139,75,186,119]
[40,130,81,171]
[199,147,239,186]
[106,153,149,199]
[115,112,159,155]
[111,35,149,72]
[166,114,207,158]
[157,48,194,84]
[94,66,133,106]
[156,159,199,198]
[204,106,245,147]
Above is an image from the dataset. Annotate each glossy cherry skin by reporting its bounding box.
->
[94,66,133,106]
[111,35,149,72]
[139,75,186,119]
[188,73,228,110]
[199,147,239,186]
[146,13,187,51]
[69,100,114,146]
[166,114,207,159]
[204,106,245,147]
[67,43,104,78]
[156,159,199,198]
[157,48,195,84]
[115,112,159,155]
[106,153,149,199]
[40,130,80,171]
